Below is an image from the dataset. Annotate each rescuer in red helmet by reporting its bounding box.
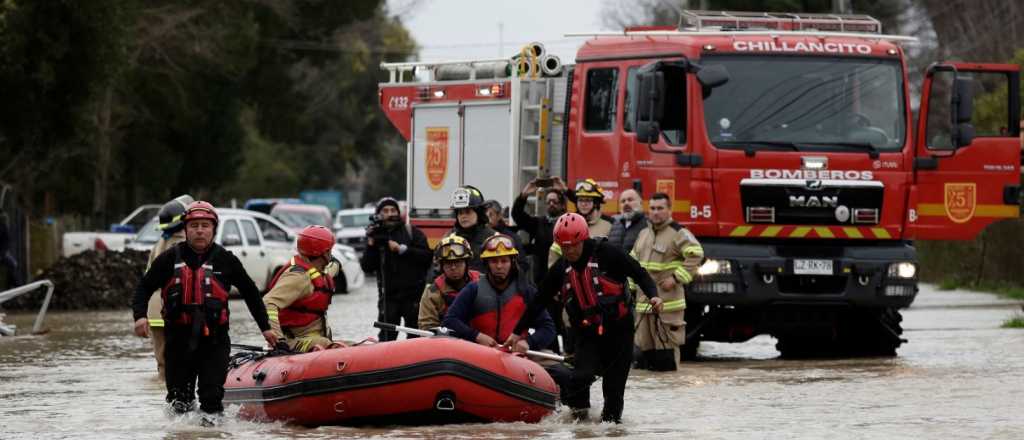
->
[263,225,345,352]
[504,212,661,424]
[132,201,276,423]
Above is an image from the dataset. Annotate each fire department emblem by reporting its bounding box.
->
[944,182,976,223]
[656,179,675,203]
[425,127,449,190]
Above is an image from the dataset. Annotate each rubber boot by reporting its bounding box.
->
[643,348,678,372]
[600,404,623,424]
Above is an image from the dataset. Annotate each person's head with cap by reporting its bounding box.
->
[375,197,402,227]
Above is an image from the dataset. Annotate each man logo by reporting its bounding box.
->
[805,180,823,190]
[790,195,838,208]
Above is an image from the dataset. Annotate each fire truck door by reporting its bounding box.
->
[629,64,695,223]
[462,101,513,206]
[411,104,462,210]
[909,63,1021,240]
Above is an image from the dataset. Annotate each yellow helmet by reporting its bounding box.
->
[480,233,518,259]
[571,178,605,202]
[435,234,473,262]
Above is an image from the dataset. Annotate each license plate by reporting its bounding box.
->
[793,259,833,275]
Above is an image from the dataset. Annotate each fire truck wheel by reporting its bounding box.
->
[837,308,903,357]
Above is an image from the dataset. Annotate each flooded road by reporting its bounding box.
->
[2,282,1022,439]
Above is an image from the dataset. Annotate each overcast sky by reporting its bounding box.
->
[387,0,609,63]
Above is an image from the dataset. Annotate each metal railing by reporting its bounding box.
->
[0,280,55,336]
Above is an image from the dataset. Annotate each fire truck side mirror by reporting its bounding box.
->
[635,71,664,144]
[952,77,976,147]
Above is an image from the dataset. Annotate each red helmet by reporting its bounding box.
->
[553,213,589,246]
[183,201,218,225]
[297,225,334,258]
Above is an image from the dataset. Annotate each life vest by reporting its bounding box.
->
[161,246,230,333]
[266,256,335,328]
[433,270,481,312]
[560,254,630,335]
[468,276,529,342]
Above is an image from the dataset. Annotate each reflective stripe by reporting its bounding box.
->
[639,260,685,272]
[681,245,703,258]
[674,266,692,284]
[635,298,686,313]
[307,267,322,280]
[149,318,165,328]
[550,243,563,256]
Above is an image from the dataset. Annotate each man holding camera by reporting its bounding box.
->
[359,197,432,341]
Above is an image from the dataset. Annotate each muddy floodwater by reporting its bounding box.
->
[2,281,1022,439]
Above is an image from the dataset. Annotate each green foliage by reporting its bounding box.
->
[0,0,417,223]
[1003,315,1024,328]
[973,49,1024,134]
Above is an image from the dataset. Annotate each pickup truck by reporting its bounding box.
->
[61,204,160,257]
[127,208,364,293]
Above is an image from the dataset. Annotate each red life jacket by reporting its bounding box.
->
[433,270,481,313]
[560,255,629,334]
[161,246,230,331]
[266,256,335,327]
[468,276,529,343]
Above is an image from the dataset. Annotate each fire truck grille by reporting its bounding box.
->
[740,180,883,225]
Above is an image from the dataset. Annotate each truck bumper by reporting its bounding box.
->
[687,239,919,310]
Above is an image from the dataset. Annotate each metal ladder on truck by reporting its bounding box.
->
[511,69,570,217]
[0,280,55,336]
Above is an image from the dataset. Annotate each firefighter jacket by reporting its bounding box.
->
[263,256,340,352]
[146,231,187,329]
[630,221,703,351]
[132,242,270,332]
[418,270,481,330]
[607,213,649,254]
[547,215,614,268]
[359,223,432,300]
[443,274,556,350]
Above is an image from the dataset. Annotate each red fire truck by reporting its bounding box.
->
[378,11,1021,357]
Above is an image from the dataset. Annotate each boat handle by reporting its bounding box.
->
[336,361,347,372]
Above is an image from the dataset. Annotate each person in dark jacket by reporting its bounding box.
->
[512,177,568,287]
[443,233,571,402]
[607,188,648,253]
[505,213,662,424]
[132,201,276,423]
[446,185,496,272]
[359,197,432,341]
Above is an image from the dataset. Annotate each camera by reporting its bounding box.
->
[366,214,391,245]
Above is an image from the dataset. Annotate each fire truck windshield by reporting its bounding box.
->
[701,55,905,152]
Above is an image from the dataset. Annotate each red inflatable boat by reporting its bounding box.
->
[223,336,559,426]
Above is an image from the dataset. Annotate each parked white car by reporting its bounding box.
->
[128,208,364,293]
[270,203,333,233]
[333,207,375,253]
[62,204,160,257]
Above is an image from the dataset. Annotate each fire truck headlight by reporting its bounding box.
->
[698,259,732,276]
[887,262,916,279]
